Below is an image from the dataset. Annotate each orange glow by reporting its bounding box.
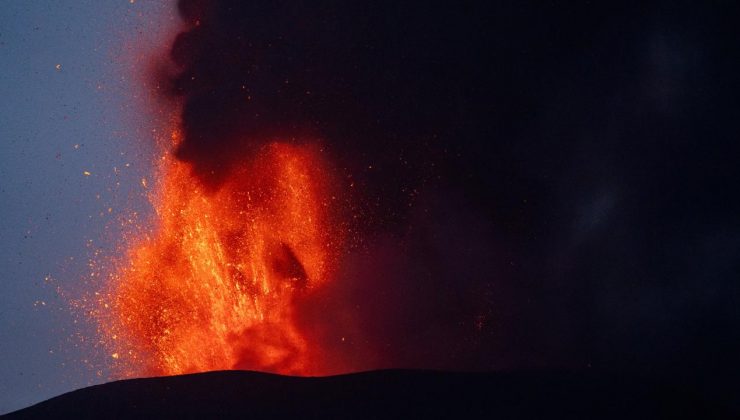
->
[99,133,343,377]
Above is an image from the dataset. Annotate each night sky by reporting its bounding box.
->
[0,1,174,413]
[2,0,740,414]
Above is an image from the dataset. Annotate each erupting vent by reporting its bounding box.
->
[98,131,344,377]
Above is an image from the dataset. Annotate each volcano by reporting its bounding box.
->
[33,0,740,417]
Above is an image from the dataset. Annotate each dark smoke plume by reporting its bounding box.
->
[163,0,740,375]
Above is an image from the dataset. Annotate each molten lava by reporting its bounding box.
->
[100,133,343,377]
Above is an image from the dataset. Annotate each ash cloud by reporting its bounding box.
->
[163,0,740,376]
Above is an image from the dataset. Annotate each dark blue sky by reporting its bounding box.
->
[0,1,174,413]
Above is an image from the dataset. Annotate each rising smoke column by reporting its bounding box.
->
[160,0,459,217]
[98,0,516,378]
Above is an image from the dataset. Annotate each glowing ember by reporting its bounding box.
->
[98,133,343,377]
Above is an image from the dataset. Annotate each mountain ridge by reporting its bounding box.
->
[4,369,729,418]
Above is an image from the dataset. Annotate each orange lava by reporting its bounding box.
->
[100,133,343,377]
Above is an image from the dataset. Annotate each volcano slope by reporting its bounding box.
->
[5,369,732,419]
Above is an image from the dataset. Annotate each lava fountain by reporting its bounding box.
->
[98,128,345,377]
